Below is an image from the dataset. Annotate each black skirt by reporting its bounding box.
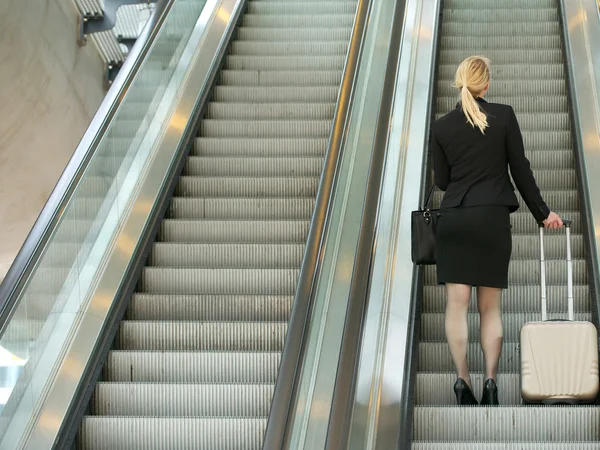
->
[436,205,512,289]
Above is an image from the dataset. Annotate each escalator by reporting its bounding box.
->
[412,0,600,447]
[76,0,359,448]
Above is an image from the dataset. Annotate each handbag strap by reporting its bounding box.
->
[422,185,435,210]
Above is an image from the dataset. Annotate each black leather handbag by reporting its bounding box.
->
[411,185,438,265]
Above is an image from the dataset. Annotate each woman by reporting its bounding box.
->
[432,56,563,406]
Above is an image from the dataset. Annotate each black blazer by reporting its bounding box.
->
[432,98,550,223]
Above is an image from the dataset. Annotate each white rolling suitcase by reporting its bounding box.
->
[520,220,599,404]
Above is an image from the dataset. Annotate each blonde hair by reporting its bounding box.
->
[454,56,491,134]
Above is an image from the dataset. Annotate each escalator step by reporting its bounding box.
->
[206,103,337,120]
[79,417,267,450]
[199,119,333,137]
[212,86,339,103]
[439,49,562,65]
[413,407,600,441]
[437,63,564,80]
[440,21,560,37]
[420,312,592,342]
[225,55,346,71]
[413,444,600,450]
[175,177,319,197]
[104,351,281,383]
[236,28,352,42]
[119,321,288,351]
[184,157,324,177]
[192,138,328,157]
[443,8,558,23]
[168,198,315,220]
[422,284,590,314]
[230,41,350,56]
[219,70,343,87]
[158,219,310,243]
[92,383,274,416]
[148,243,305,268]
[415,373,522,405]
[441,36,562,50]
[139,267,299,295]
[127,294,293,321]
[444,0,556,7]
[419,342,532,372]
[242,14,355,28]
[246,2,357,14]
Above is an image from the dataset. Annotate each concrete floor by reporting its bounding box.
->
[0,0,105,282]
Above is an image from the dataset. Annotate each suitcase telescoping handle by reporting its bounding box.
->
[539,219,573,321]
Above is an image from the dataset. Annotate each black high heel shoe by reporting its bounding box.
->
[454,378,478,406]
[480,378,499,406]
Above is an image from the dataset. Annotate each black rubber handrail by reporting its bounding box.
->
[261,0,373,447]
[322,0,409,448]
[0,0,174,332]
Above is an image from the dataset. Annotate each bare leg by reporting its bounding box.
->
[445,283,472,387]
[477,286,503,381]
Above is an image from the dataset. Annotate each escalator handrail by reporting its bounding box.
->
[0,0,174,326]
[261,0,373,447]
[323,0,409,447]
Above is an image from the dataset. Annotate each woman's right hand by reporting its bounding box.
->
[543,211,563,229]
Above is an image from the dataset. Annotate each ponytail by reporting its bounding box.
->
[455,56,491,134]
[460,86,488,134]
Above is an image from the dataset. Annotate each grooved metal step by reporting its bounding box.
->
[441,22,560,37]
[199,119,333,137]
[184,157,323,176]
[246,2,357,14]
[242,14,355,28]
[230,41,350,56]
[420,312,591,342]
[206,103,337,120]
[119,321,288,351]
[413,407,600,441]
[193,138,328,157]
[157,220,310,243]
[175,177,319,197]
[443,8,559,22]
[219,70,343,86]
[439,49,562,64]
[442,36,562,50]
[92,383,274,416]
[226,55,346,70]
[422,284,591,314]
[104,351,282,383]
[415,373,522,405]
[413,444,600,450]
[148,243,305,268]
[168,198,315,220]
[212,86,339,103]
[80,417,268,450]
[236,28,352,42]
[127,295,293,321]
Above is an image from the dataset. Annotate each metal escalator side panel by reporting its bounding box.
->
[343,0,442,449]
